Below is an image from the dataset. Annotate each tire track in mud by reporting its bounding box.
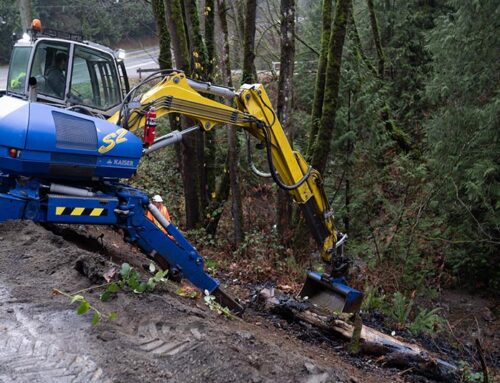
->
[135,319,206,356]
[0,286,111,383]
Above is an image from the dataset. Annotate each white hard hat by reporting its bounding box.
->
[152,195,163,203]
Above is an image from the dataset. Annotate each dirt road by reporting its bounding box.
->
[0,221,421,382]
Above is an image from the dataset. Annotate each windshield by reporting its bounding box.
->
[7,47,32,95]
[70,46,121,110]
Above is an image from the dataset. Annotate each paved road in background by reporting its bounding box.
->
[0,47,159,90]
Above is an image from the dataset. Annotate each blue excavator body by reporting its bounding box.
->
[0,96,141,180]
[0,96,240,311]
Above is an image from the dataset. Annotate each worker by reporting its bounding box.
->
[146,195,171,234]
[46,52,68,98]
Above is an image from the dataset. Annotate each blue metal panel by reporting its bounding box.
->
[47,195,118,224]
[0,96,30,149]
[0,193,27,222]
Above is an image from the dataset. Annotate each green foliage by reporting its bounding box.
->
[203,290,235,319]
[457,361,485,383]
[425,0,500,288]
[0,0,20,64]
[384,291,413,324]
[233,228,285,259]
[33,0,155,47]
[115,262,168,294]
[363,289,444,335]
[56,263,167,325]
[361,286,386,312]
[408,307,444,335]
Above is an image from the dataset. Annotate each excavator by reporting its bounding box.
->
[0,21,363,314]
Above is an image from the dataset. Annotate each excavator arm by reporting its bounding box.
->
[109,72,338,264]
[108,71,362,313]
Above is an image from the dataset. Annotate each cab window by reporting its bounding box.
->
[31,41,70,99]
[70,46,121,110]
[7,47,32,94]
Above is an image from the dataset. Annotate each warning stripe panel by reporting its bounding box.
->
[55,207,108,217]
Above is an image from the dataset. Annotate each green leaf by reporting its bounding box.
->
[76,301,90,315]
[127,273,141,290]
[106,282,120,293]
[100,291,112,302]
[153,270,168,282]
[133,283,147,294]
[108,312,118,321]
[120,263,132,278]
[91,312,100,326]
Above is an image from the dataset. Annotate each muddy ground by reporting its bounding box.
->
[0,221,495,383]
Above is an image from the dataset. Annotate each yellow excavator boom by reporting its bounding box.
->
[109,71,337,262]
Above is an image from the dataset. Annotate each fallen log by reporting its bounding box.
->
[257,288,458,382]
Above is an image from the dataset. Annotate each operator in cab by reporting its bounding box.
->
[46,52,68,98]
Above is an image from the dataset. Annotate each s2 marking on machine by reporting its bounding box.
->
[98,128,129,154]
[0,20,363,314]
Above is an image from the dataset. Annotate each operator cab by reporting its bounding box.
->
[6,20,129,118]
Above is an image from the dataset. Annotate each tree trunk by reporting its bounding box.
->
[16,0,32,33]
[203,0,218,217]
[310,0,351,175]
[204,0,215,78]
[367,0,385,79]
[276,0,295,246]
[348,7,377,76]
[164,0,190,72]
[152,0,172,70]
[215,0,244,245]
[307,0,332,157]
[344,90,352,233]
[242,0,257,84]
[228,0,245,69]
[164,0,200,229]
[183,0,211,214]
[184,0,209,79]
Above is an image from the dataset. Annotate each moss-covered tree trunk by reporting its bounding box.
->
[307,0,332,157]
[209,0,245,245]
[348,7,377,76]
[367,0,385,79]
[276,0,296,245]
[164,0,200,229]
[310,0,351,175]
[228,0,245,70]
[183,0,212,215]
[204,0,215,78]
[242,0,257,84]
[203,0,218,218]
[152,0,172,70]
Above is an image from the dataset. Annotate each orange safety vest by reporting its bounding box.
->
[146,204,171,234]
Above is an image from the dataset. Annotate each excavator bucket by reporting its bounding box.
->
[298,272,363,313]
